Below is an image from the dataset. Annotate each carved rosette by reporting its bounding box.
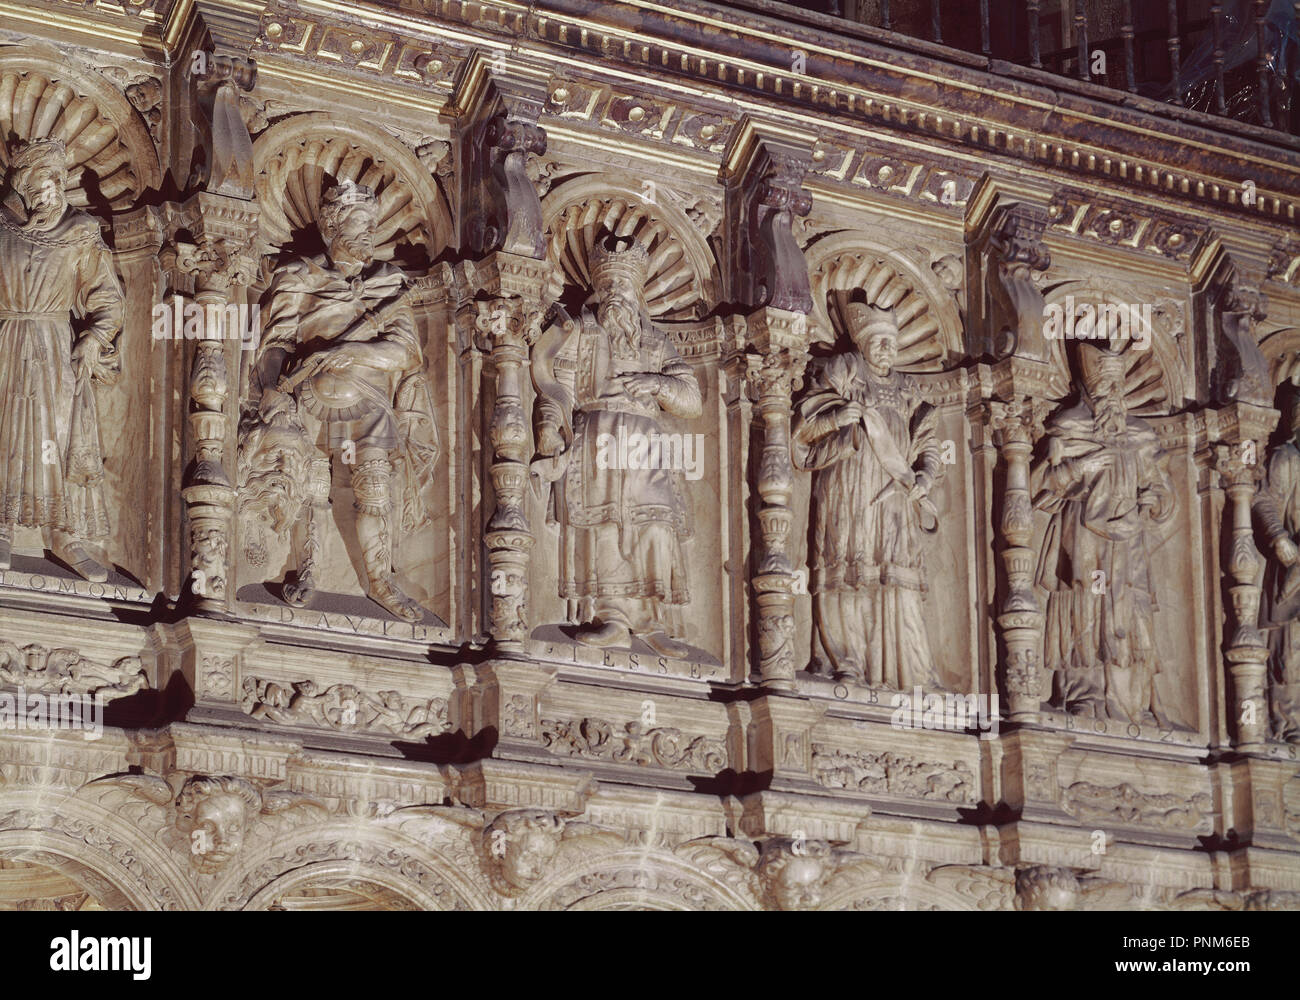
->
[989,394,1050,720]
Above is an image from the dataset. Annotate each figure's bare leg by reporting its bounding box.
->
[353,451,422,623]
[285,455,330,608]
[0,523,10,571]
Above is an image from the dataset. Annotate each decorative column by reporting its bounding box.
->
[722,117,816,691]
[976,202,1056,722]
[1213,271,1279,750]
[450,51,559,651]
[989,392,1051,721]
[165,201,260,613]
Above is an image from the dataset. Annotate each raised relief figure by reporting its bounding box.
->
[1252,395,1300,743]
[792,300,944,689]
[0,137,125,581]
[532,235,701,657]
[1032,343,1175,724]
[240,181,439,622]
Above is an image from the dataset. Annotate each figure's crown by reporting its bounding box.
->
[590,233,649,286]
[322,179,377,208]
[9,136,67,175]
[845,299,898,333]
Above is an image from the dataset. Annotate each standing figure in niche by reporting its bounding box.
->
[532,235,701,657]
[792,299,945,689]
[1252,394,1300,743]
[0,137,125,582]
[1032,342,1174,724]
[242,180,439,622]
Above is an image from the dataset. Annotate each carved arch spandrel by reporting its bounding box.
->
[253,113,453,260]
[542,174,720,320]
[0,46,161,214]
[804,232,964,371]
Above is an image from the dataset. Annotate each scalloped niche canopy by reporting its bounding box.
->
[0,51,160,214]
[254,115,450,260]
[544,178,717,321]
[809,242,963,373]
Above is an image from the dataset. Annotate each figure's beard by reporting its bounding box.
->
[599,299,640,355]
[1093,394,1127,438]
[20,192,65,232]
[330,234,374,268]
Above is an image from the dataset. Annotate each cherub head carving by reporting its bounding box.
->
[755,837,834,911]
[1014,865,1080,911]
[174,775,262,874]
[7,137,69,233]
[482,808,565,896]
[319,180,378,269]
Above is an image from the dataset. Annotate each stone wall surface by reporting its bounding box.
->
[0,0,1297,911]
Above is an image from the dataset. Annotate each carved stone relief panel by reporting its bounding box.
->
[234,115,457,631]
[528,173,729,670]
[1027,329,1200,734]
[0,48,162,595]
[790,228,973,695]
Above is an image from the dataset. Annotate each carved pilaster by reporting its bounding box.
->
[1217,439,1271,749]
[457,255,561,650]
[160,194,260,613]
[987,363,1054,722]
[1217,402,1284,750]
[722,120,815,690]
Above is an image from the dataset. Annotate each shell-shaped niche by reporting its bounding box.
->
[807,235,964,372]
[543,175,718,320]
[254,114,451,260]
[0,49,159,213]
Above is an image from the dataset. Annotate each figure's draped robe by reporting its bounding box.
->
[0,207,123,541]
[254,254,438,528]
[1032,406,1173,722]
[541,310,701,638]
[792,353,942,689]
[1253,439,1300,741]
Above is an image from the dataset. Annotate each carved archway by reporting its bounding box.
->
[0,45,161,214]
[530,848,757,910]
[212,823,486,911]
[821,874,982,911]
[0,788,200,910]
[804,232,965,371]
[253,113,453,260]
[542,174,719,320]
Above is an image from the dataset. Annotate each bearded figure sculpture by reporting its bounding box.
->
[1032,342,1175,724]
[240,181,439,622]
[0,137,125,581]
[532,234,702,657]
[792,299,945,689]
